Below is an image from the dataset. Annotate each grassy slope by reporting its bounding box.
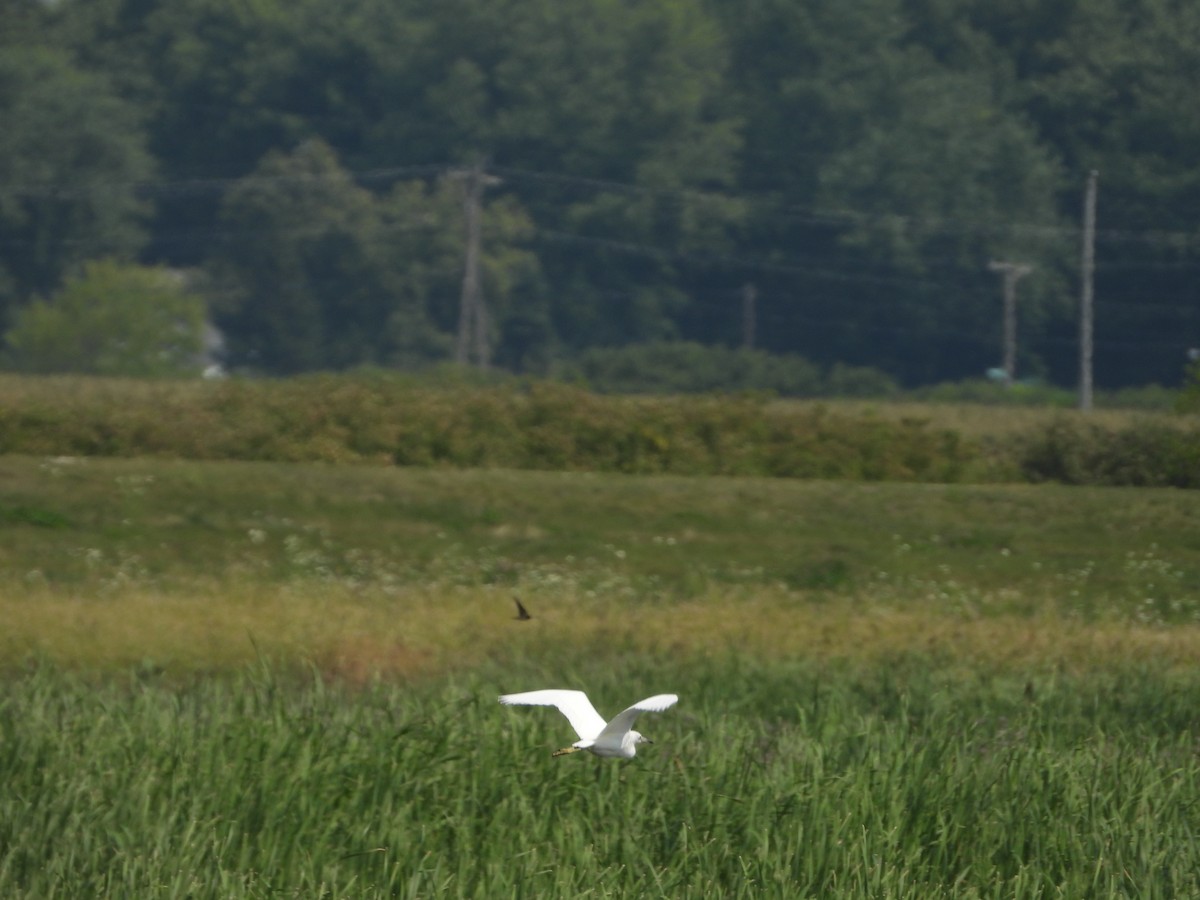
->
[3,454,1200,676]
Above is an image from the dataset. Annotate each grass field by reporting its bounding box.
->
[3,454,1200,896]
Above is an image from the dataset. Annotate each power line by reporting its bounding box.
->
[4,158,1196,380]
[7,158,1200,251]
[529,227,992,293]
[493,163,1200,249]
[1080,170,1098,411]
[4,163,451,201]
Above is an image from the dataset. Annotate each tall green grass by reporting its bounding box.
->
[2,659,1197,898]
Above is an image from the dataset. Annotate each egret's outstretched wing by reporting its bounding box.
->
[596,694,678,742]
[499,690,607,740]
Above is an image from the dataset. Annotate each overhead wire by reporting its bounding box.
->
[4,159,1197,359]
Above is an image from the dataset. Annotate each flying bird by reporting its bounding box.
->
[513,596,532,621]
[499,689,678,758]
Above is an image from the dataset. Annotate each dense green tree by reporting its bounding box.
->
[0,0,51,48]
[708,0,1075,383]
[896,0,1200,385]
[471,191,547,372]
[208,139,395,373]
[11,0,1200,387]
[374,174,544,372]
[208,139,541,374]
[1022,0,1200,385]
[2,260,206,376]
[365,0,746,349]
[0,46,153,319]
[1025,0,1200,217]
[814,66,1068,379]
[40,0,742,356]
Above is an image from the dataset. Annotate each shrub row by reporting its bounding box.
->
[567,340,900,398]
[2,374,1197,486]
[0,374,973,480]
[1013,418,1200,488]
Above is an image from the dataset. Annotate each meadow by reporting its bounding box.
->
[3,452,1200,896]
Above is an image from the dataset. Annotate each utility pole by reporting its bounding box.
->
[452,161,500,369]
[1079,169,1098,411]
[741,282,757,350]
[987,261,1033,385]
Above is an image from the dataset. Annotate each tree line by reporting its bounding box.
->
[1,0,1198,388]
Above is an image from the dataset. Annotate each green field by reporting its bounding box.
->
[3,454,1200,896]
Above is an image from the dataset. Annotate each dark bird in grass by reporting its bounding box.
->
[513,596,532,621]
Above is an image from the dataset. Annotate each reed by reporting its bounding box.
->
[1,658,1197,897]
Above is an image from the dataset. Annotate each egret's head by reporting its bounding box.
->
[627,730,652,749]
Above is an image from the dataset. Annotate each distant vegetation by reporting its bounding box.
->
[1,373,1197,486]
[564,341,899,399]
[4,0,1200,388]
[0,374,974,481]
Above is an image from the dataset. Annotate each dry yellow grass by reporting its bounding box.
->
[7,580,1199,681]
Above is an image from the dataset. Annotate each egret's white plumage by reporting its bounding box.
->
[499,689,678,758]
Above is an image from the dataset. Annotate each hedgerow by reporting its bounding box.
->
[1,373,1197,486]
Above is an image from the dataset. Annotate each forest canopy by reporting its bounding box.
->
[1,0,1197,388]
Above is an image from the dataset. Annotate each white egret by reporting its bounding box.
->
[499,689,678,758]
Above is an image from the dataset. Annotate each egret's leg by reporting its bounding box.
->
[552,746,582,757]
